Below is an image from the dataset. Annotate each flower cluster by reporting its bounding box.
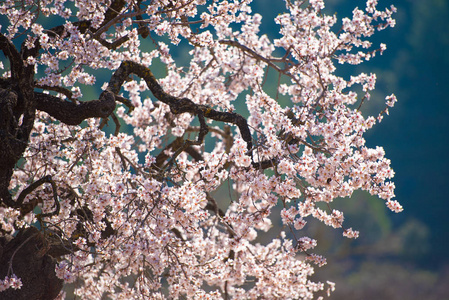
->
[0,275,22,292]
[1,0,400,298]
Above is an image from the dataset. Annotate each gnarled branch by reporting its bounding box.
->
[108,61,254,153]
[35,90,116,125]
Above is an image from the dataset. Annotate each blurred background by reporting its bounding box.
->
[250,0,449,298]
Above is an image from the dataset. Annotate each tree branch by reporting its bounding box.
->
[108,61,253,152]
[34,84,76,103]
[0,34,23,81]
[35,90,116,125]
[0,88,30,209]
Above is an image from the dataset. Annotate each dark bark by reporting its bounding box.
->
[0,227,63,300]
[35,90,116,125]
[0,87,30,208]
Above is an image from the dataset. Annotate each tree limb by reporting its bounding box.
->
[35,90,116,125]
[108,61,253,152]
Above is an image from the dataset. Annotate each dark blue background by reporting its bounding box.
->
[345,0,449,269]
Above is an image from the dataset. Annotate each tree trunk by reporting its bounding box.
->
[0,227,63,300]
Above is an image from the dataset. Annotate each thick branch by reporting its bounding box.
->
[0,88,30,208]
[108,61,253,152]
[35,90,116,125]
[103,0,127,25]
[16,175,60,218]
[0,227,63,299]
[0,34,23,82]
[34,84,75,102]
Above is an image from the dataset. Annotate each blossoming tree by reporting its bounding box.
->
[0,0,402,298]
